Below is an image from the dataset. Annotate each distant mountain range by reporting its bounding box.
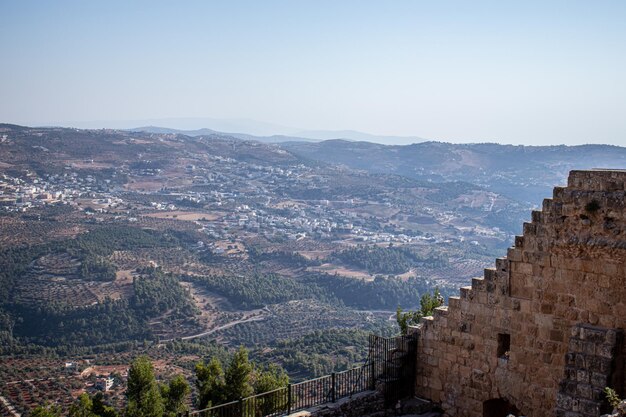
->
[279,140,626,206]
[128,126,321,143]
[21,122,626,206]
[129,125,426,145]
[125,125,626,206]
[46,117,298,137]
[288,129,426,145]
[40,117,427,145]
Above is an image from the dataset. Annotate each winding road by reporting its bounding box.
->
[180,313,267,341]
[160,306,270,343]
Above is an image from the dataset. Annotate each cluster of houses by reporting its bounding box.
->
[0,142,509,255]
[0,169,109,212]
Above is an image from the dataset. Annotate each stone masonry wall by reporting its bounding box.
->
[413,170,626,417]
[555,324,623,417]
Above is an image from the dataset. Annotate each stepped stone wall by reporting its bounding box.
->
[412,170,626,417]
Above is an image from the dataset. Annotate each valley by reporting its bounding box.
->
[0,124,623,415]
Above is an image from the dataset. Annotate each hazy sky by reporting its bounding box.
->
[1,1,625,145]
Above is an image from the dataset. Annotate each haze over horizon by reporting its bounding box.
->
[1,1,626,146]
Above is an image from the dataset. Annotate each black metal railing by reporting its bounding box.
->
[369,333,417,406]
[189,364,372,417]
[189,333,416,417]
[334,363,374,399]
[289,373,333,411]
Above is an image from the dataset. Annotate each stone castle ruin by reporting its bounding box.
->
[412,170,626,417]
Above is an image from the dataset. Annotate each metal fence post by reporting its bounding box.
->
[370,360,375,390]
[239,398,244,417]
[331,372,336,403]
[287,383,292,415]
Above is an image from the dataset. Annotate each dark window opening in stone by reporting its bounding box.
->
[483,398,519,417]
[497,333,510,359]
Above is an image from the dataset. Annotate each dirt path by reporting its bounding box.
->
[179,311,268,341]
[160,281,270,342]
[158,307,269,343]
[354,309,399,321]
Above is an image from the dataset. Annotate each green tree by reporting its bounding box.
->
[396,306,417,336]
[419,287,444,317]
[161,374,190,417]
[224,346,253,401]
[195,357,226,409]
[31,404,62,417]
[125,356,164,417]
[92,393,118,417]
[69,393,96,417]
[396,288,444,335]
[251,364,290,416]
[253,364,289,394]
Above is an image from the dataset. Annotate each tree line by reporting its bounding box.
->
[184,272,332,309]
[303,272,440,310]
[30,347,288,417]
[330,245,447,275]
[10,268,197,349]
